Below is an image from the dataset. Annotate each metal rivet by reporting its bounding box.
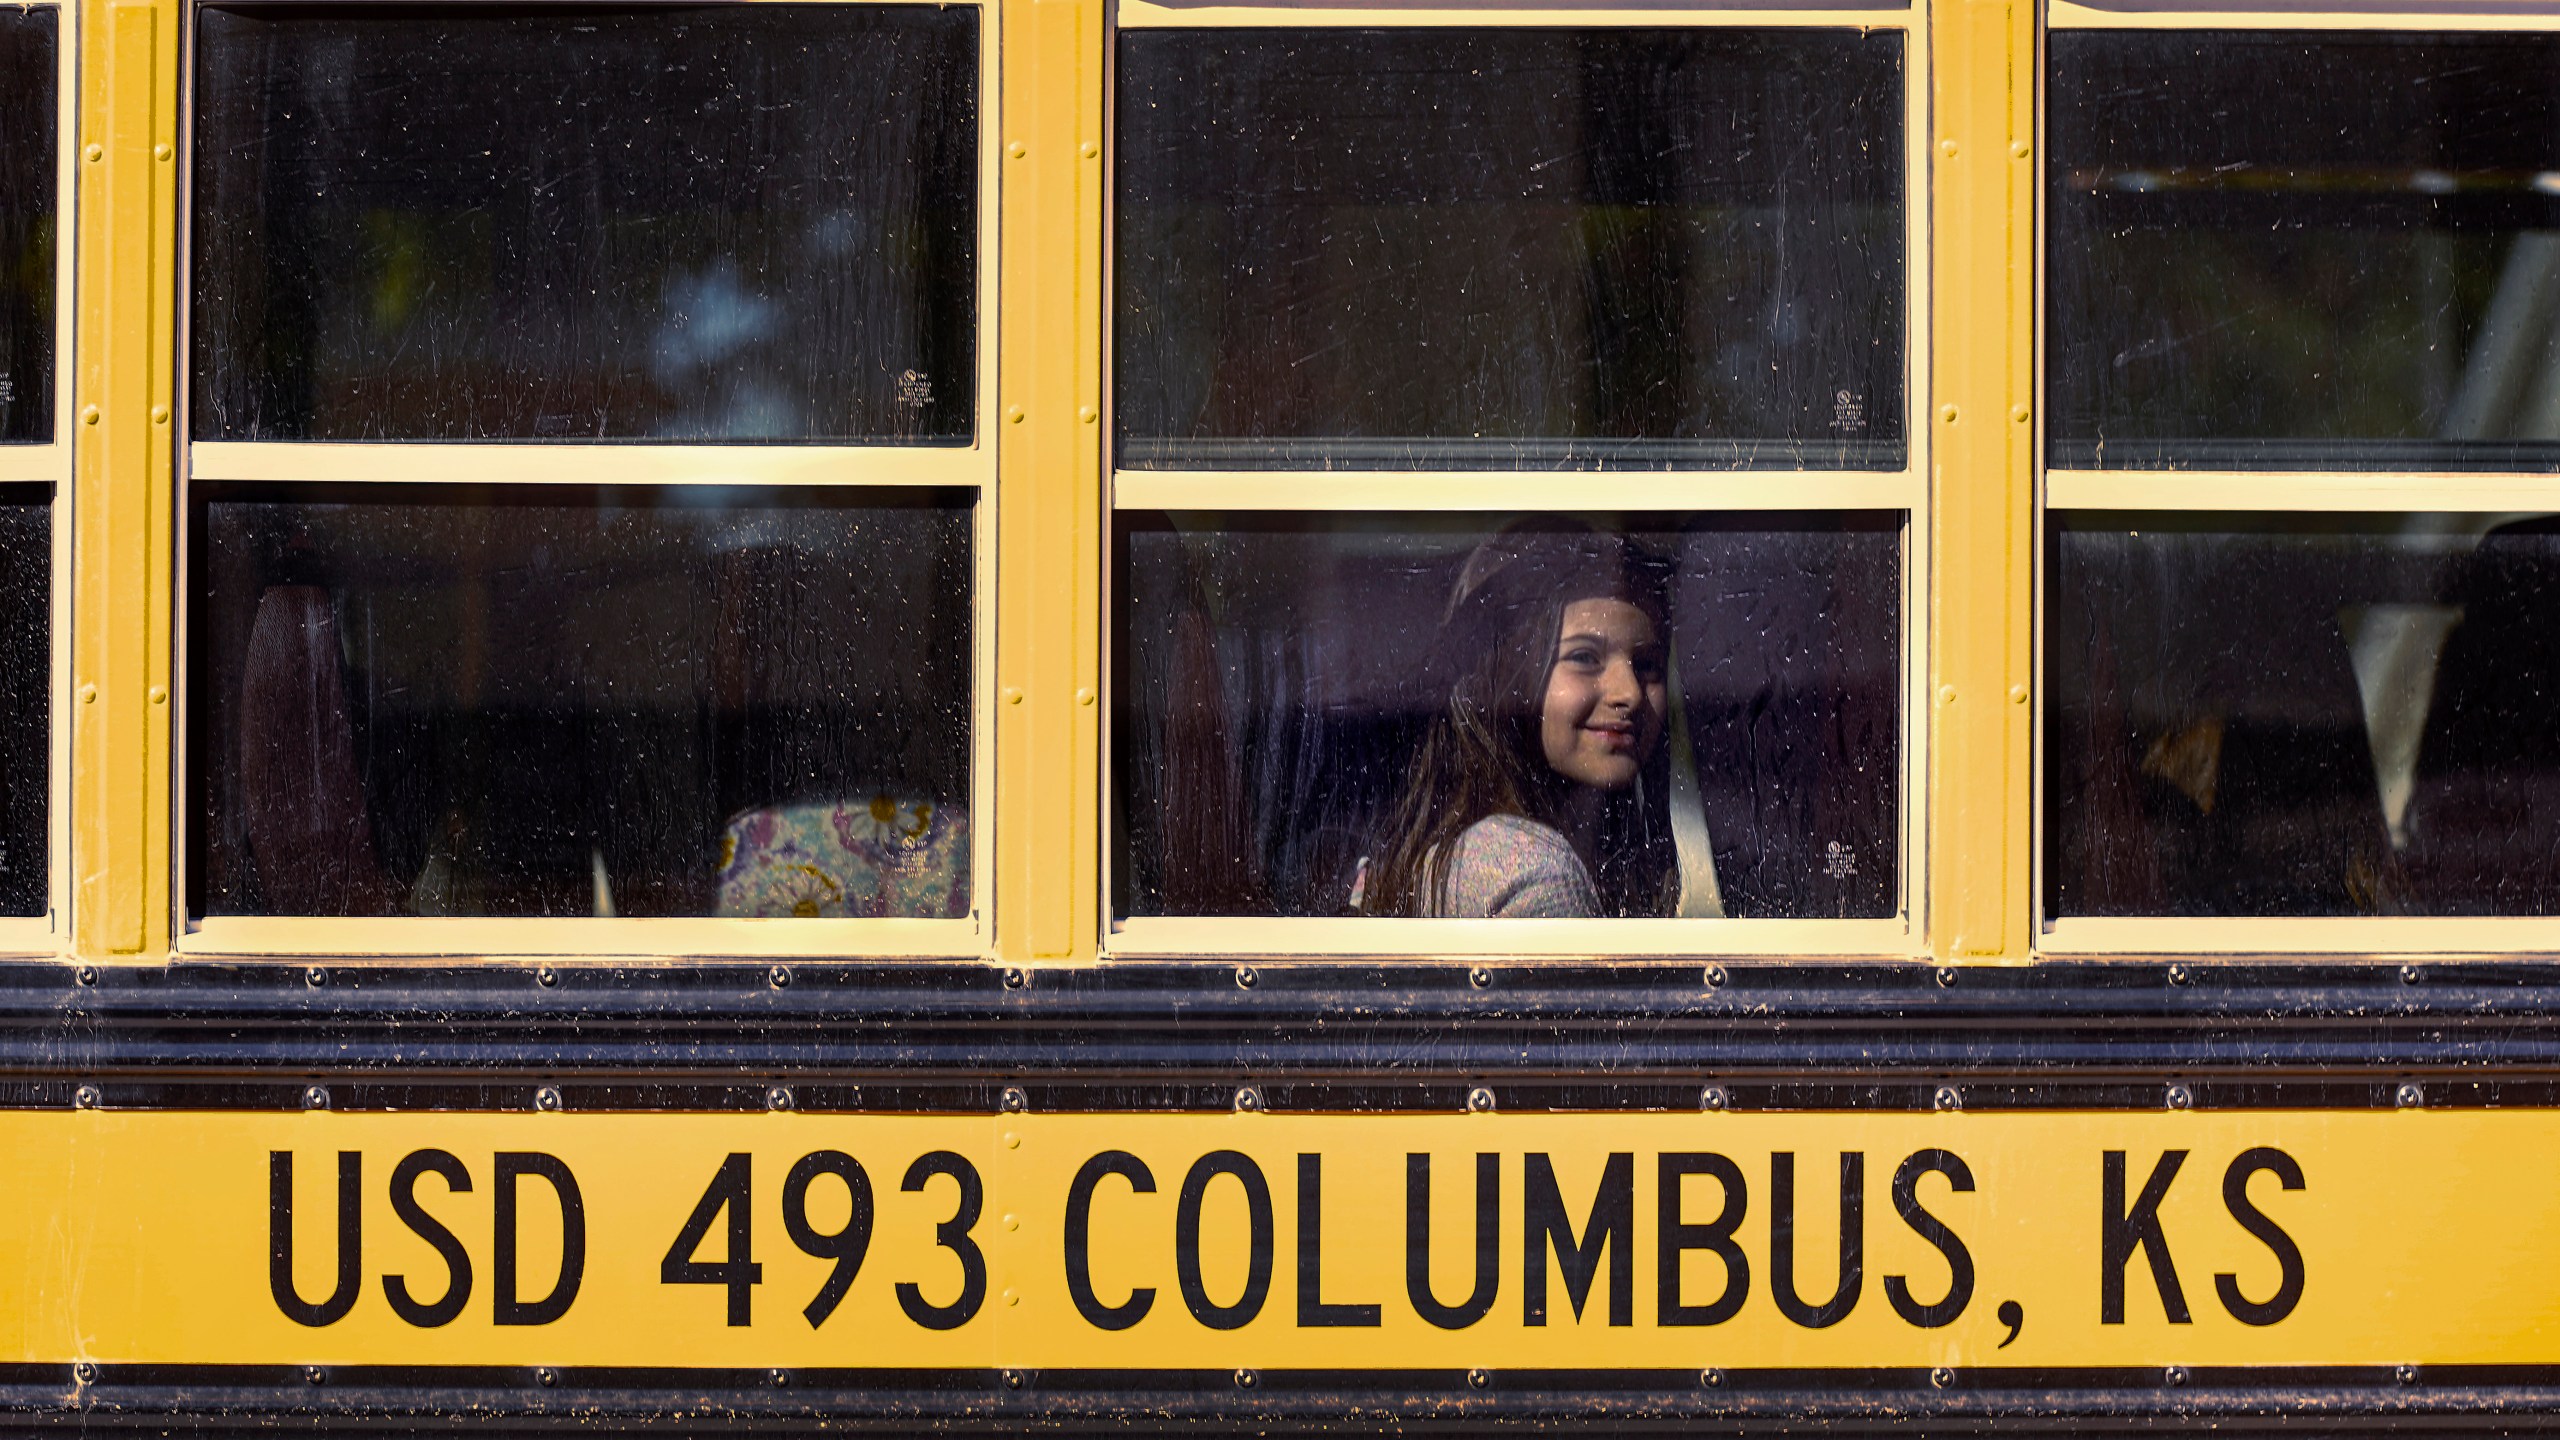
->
[535,1367,556,1387]
[148,686,166,704]
[2010,139,2031,159]
[2400,964,2421,985]
[2397,1364,2419,1386]
[1005,1213,1020,1232]
[1700,1085,1728,1112]
[154,143,171,161]
[1934,966,1958,988]
[1006,405,1026,424]
[2397,1082,2425,1109]
[770,1368,790,1389]
[1938,685,1958,706]
[1234,1085,1263,1113]
[73,1084,100,1109]
[1003,686,1024,704]
[1704,964,1727,989]
[2167,963,2190,986]
[83,144,101,162]
[535,965,558,988]
[2011,404,2031,424]
[1233,1368,1258,1389]
[1939,404,1959,424]
[1008,140,1028,158]
[769,964,792,989]
[2163,1365,2188,1388]
[1002,1369,1025,1390]
[1079,141,1098,159]
[1076,688,1096,707]
[1934,1085,1962,1112]
[150,406,168,425]
[1467,1086,1495,1114]
[1701,1367,1725,1389]
[72,965,96,987]
[767,1085,794,1113]
[1939,139,1958,157]
[1466,1368,1491,1390]
[2166,1084,2192,1110]
[1931,1366,1955,1389]
[305,1366,326,1386]
[535,1086,562,1112]
[305,965,328,988]
[77,683,96,704]
[1002,967,1028,990]
[72,1362,95,1385]
[1004,1131,1021,1149]
[1005,1288,1020,1307]
[2009,683,2029,704]
[302,1085,330,1111]
[1078,406,1097,424]
[80,405,98,425]
[1001,1085,1028,1113]
[1468,965,1492,989]
[1234,965,1257,989]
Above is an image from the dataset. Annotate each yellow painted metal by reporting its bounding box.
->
[69,0,178,959]
[0,1107,2551,1365]
[1927,0,2036,960]
[993,0,1104,963]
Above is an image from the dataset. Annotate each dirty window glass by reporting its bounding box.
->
[0,488,47,917]
[2049,32,2560,471]
[2048,511,2560,917]
[1115,512,1900,919]
[0,7,56,446]
[1115,28,1906,471]
[190,485,973,920]
[190,3,978,443]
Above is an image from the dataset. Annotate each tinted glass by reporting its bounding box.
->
[1115,29,1905,471]
[192,486,973,919]
[0,8,56,445]
[2049,512,2560,917]
[1116,513,1900,918]
[192,4,978,443]
[2050,32,2560,470]
[0,488,46,917]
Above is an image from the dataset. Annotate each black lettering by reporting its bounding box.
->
[660,1153,761,1325]
[269,1150,361,1327]
[1296,1154,1380,1326]
[1175,1150,1272,1330]
[1406,1153,1499,1330]
[781,1151,873,1330]
[1522,1152,1633,1327]
[1065,1151,1156,1331]
[494,1152,584,1326]
[2215,1147,2305,1326]
[382,1149,473,1327]
[2101,1149,2191,1324]
[1658,1153,1748,1326]
[1883,1149,1974,1328]
[897,1151,987,1330]
[1770,1151,1862,1328]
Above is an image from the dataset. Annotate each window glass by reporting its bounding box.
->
[190,3,979,443]
[2049,31,2560,471]
[189,486,973,919]
[1114,28,1905,471]
[0,7,56,445]
[2048,511,2560,917]
[1115,513,1900,919]
[0,487,45,918]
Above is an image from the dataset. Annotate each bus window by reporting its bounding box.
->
[0,6,53,447]
[0,6,56,925]
[1108,16,1920,949]
[182,3,990,948]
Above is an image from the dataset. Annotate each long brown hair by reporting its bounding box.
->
[1362,521,1677,916]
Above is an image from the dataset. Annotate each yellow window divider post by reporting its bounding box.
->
[1927,0,2036,960]
[70,0,179,959]
[994,0,1105,964]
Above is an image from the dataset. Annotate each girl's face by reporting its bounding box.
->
[1538,596,1667,791]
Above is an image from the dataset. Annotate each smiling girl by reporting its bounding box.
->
[1358,522,1680,918]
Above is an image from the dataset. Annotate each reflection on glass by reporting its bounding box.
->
[191,4,977,443]
[1115,29,1905,471]
[0,488,46,917]
[0,8,56,445]
[2049,512,2560,917]
[1116,512,1899,918]
[191,485,973,919]
[2050,32,2560,470]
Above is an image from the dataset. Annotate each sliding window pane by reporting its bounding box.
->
[0,488,46,917]
[1116,512,1900,918]
[191,486,973,919]
[1116,28,1906,471]
[0,8,56,446]
[2050,32,2560,471]
[191,3,979,443]
[2049,512,2560,917]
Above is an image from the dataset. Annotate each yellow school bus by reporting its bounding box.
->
[4,0,2560,1428]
